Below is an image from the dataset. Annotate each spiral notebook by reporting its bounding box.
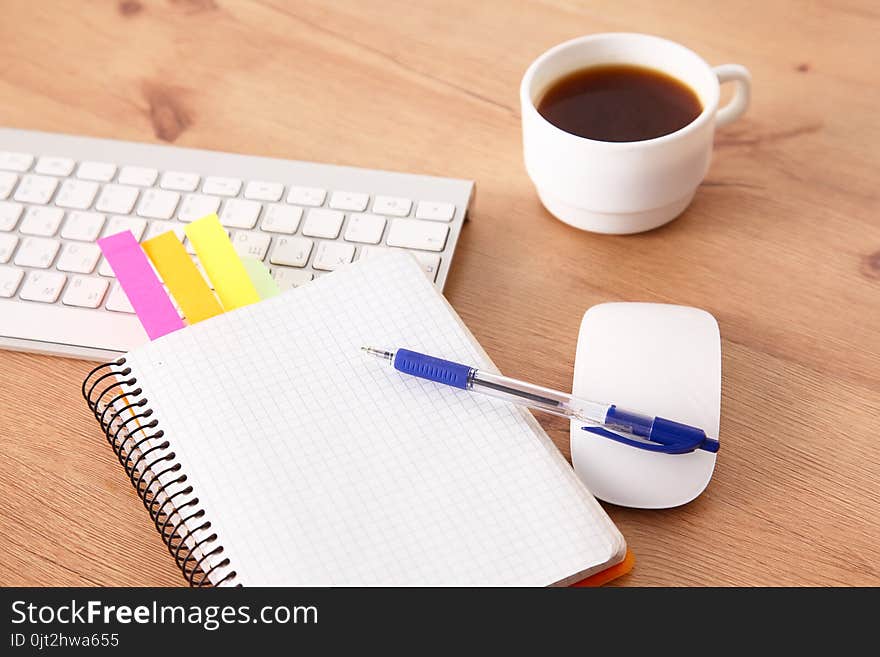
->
[83,252,626,586]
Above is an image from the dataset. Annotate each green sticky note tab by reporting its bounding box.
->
[241,258,281,299]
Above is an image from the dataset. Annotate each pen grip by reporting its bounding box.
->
[393,349,473,389]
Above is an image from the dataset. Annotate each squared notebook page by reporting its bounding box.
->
[125,252,625,585]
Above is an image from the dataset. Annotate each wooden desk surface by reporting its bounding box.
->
[1,0,878,586]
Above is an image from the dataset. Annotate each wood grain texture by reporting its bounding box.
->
[1,0,877,586]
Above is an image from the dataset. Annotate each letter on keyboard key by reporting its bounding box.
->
[105,282,135,312]
[20,206,64,237]
[312,242,355,271]
[203,177,242,197]
[0,234,18,263]
[232,231,272,260]
[0,265,24,297]
[56,242,102,274]
[61,275,109,308]
[178,193,221,223]
[0,151,33,172]
[76,161,116,182]
[344,213,386,244]
[302,209,344,239]
[261,204,302,234]
[54,179,99,209]
[14,237,60,268]
[160,171,200,192]
[269,236,313,267]
[137,189,180,220]
[60,211,105,241]
[20,270,66,303]
[272,268,313,291]
[104,215,147,241]
[386,218,449,252]
[13,174,58,205]
[118,166,158,187]
[287,186,326,207]
[95,184,140,214]
[0,201,24,231]
[0,172,18,200]
[219,199,261,229]
[329,191,369,212]
[372,195,412,217]
[244,181,283,202]
[415,201,455,222]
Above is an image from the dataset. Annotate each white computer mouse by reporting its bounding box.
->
[570,303,721,509]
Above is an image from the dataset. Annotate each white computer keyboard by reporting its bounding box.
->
[0,128,473,360]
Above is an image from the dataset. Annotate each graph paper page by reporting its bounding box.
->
[126,252,625,585]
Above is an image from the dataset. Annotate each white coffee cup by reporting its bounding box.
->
[521,33,751,234]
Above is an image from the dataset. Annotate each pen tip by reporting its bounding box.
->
[360,346,394,361]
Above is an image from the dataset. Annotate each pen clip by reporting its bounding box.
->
[582,425,719,455]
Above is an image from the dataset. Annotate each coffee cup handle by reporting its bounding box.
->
[713,64,751,127]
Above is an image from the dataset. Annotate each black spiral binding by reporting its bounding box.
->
[82,359,239,587]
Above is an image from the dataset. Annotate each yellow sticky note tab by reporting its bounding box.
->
[183,214,260,310]
[142,231,224,324]
[241,258,281,299]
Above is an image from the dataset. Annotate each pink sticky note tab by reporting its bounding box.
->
[98,231,185,340]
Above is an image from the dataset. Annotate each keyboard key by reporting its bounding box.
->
[302,208,344,239]
[287,186,326,207]
[0,151,33,172]
[54,179,99,209]
[269,237,313,267]
[178,193,221,222]
[232,231,272,260]
[0,265,24,297]
[14,237,60,268]
[244,180,283,202]
[415,201,455,222]
[202,176,242,197]
[219,198,261,229]
[160,170,200,192]
[386,218,449,251]
[144,220,186,242]
[357,245,387,260]
[0,234,18,263]
[312,241,355,271]
[0,201,24,231]
[97,257,115,277]
[272,268,313,291]
[95,184,140,214]
[76,161,116,182]
[0,171,17,200]
[137,189,180,220]
[409,251,441,281]
[62,275,109,308]
[344,213,386,244]
[34,156,75,177]
[20,206,64,237]
[60,211,105,241]
[13,174,58,204]
[261,204,302,234]
[329,191,369,212]
[105,282,134,312]
[372,195,412,217]
[104,215,147,241]
[118,166,158,187]
[19,270,66,303]
[56,242,102,274]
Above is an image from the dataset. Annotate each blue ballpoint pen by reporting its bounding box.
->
[361,346,719,455]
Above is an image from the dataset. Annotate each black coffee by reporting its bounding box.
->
[536,64,702,142]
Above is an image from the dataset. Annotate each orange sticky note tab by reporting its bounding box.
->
[183,214,260,310]
[142,231,223,324]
